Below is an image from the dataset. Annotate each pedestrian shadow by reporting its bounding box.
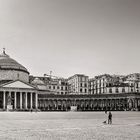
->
[102,123,140,126]
[102,122,126,126]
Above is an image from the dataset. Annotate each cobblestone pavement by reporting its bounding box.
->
[0,112,140,140]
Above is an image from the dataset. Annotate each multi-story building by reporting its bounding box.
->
[126,73,140,81]
[47,78,69,95]
[124,73,140,93]
[89,74,113,94]
[30,76,69,95]
[68,74,89,94]
[89,74,130,94]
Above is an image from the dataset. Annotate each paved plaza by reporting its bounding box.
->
[0,112,139,140]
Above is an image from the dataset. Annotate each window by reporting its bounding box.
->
[80,88,82,93]
[85,83,87,87]
[61,82,65,85]
[61,86,63,90]
[57,86,59,89]
[122,88,125,93]
[53,86,55,89]
[103,88,105,93]
[109,88,112,93]
[80,83,82,87]
[85,89,87,93]
[116,88,119,93]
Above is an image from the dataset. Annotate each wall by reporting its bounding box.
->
[0,70,29,83]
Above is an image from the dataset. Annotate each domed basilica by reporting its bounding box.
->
[0,49,38,111]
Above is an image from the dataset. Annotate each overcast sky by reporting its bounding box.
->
[0,0,140,78]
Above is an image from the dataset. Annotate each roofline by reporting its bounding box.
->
[68,74,89,80]
[0,79,37,89]
[0,67,29,74]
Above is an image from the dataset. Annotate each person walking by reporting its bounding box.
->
[103,110,108,124]
[108,111,112,124]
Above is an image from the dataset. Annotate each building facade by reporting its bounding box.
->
[0,50,140,111]
[30,76,69,95]
[88,74,139,94]
[68,74,89,94]
[38,93,140,111]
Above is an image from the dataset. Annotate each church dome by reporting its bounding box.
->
[31,78,47,90]
[0,49,29,82]
[0,49,29,74]
[31,78,45,85]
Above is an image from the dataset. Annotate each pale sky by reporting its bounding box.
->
[0,0,140,78]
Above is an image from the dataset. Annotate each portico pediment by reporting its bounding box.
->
[1,80,36,89]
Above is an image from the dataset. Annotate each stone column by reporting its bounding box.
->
[3,91,6,110]
[135,99,138,110]
[56,100,58,110]
[110,99,112,110]
[119,99,121,110]
[8,92,11,105]
[20,92,22,109]
[101,99,103,110]
[138,99,140,108]
[30,93,32,109]
[115,99,117,110]
[35,93,38,109]
[25,92,27,109]
[14,92,17,109]
[105,99,108,110]
[102,99,104,110]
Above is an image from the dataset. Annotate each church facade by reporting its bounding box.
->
[0,50,38,111]
[0,49,140,111]
[0,80,38,110]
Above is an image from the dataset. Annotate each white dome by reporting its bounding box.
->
[31,78,45,85]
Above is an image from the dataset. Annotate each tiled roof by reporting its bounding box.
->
[0,51,29,73]
[0,80,12,85]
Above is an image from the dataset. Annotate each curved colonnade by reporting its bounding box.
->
[38,94,140,111]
